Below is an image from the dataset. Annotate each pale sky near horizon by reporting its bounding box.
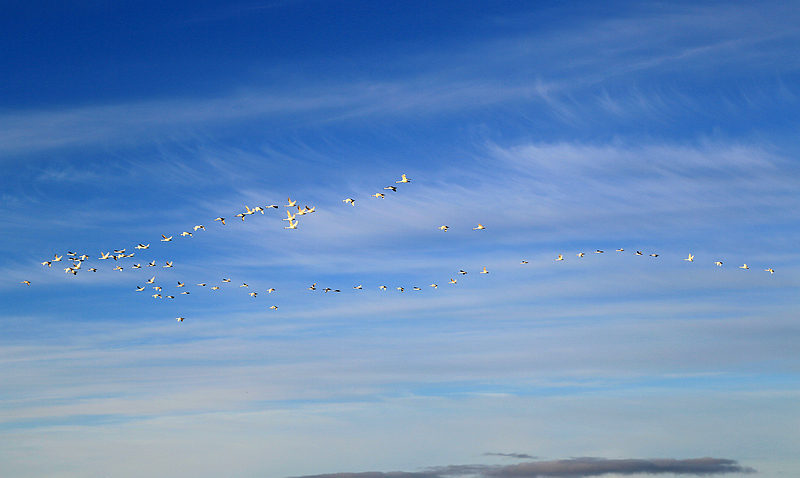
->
[1,1,798,477]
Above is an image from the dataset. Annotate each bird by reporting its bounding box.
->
[765,268,774,274]
[459,270,467,275]
[379,285,387,290]
[396,174,410,183]
[175,317,185,322]
[163,261,173,268]
[308,283,317,290]
[132,264,141,269]
[222,278,231,283]
[685,254,694,262]
[439,225,449,232]
[304,206,315,213]
[354,285,362,289]
[413,287,421,291]
[384,186,397,192]
[249,292,257,297]
[235,213,247,221]
[267,288,275,293]
[135,244,150,249]
[146,277,156,284]
[266,204,279,209]
[430,284,438,288]
[113,249,125,254]
[577,252,585,257]
[714,261,723,266]
[177,282,185,287]
[520,261,529,264]
[99,252,112,260]
[41,261,51,267]
[53,255,62,262]
[253,206,265,214]
[113,266,123,271]
[215,217,226,225]
[152,294,162,299]
[650,254,659,257]
[240,283,249,288]
[211,286,220,290]
[740,264,749,269]
[473,224,485,230]
[270,305,278,310]
[161,235,172,242]
[165,295,174,299]
[194,225,205,231]
[153,286,162,291]
[283,210,296,221]
[616,248,625,252]
[372,193,385,199]
[480,266,489,274]
[323,287,332,293]
[135,286,145,291]
[595,250,604,254]
[285,198,297,207]
[343,198,355,206]
[295,206,306,216]
[449,278,457,284]
[180,231,192,237]
[284,219,298,229]
[21,280,31,285]
[556,254,564,261]
[197,283,206,287]
[245,205,256,215]
[88,268,97,272]
[180,291,190,295]
[635,251,643,255]
[148,261,156,267]
[397,287,404,292]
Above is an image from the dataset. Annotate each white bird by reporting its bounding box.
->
[53,255,62,262]
[41,261,51,267]
[99,252,112,260]
[286,198,297,207]
[245,205,256,215]
[740,264,749,269]
[308,283,317,290]
[249,292,257,297]
[211,286,220,290]
[88,268,97,272]
[379,285,387,290]
[235,213,247,221]
[166,295,174,299]
[240,283,249,288]
[343,198,355,206]
[197,283,206,286]
[439,225,449,232]
[284,219,298,229]
[148,261,156,267]
[650,254,659,257]
[685,254,694,262]
[161,235,172,242]
[430,284,438,288]
[181,231,192,237]
[577,252,585,257]
[135,286,145,291]
[323,287,332,293]
[193,225,205,231]
[397,287,404,292]
[556,254,564,261]
[765,268,774,274]
[304,205,315,213]
[372,193,385,199]
[215,217,226,225]
[595,250,604,254]
[222,278,231,282]
[253,206,265,214]
[180,291,190,295]
[270,305,278,310]
[413,287,421,291]
[21,280,31,285]
[113,266,123,271]
[153,286,162,291]
[113,249,125,254]
[177,282,185,287]
[295,206,306,216]
[635,251,643,255]
[384,186,397,192]
[152,294,161,298]
[354,285,362,289]
[266,204,279,209]
[473,224,485,230]
[135,244,150,249]
[520,261,528,264]
[175,317,185,322]
[396,174,410,183]
[267,288,275,293]
[480,266,489,274]
[714,261,723,266]
[449,278,457,284]
[616,248,625,252]
[164,261,173,268]
[146,277,155,284]
[283,210,296,221]
[132,264,141,269]
[459,270,467,275]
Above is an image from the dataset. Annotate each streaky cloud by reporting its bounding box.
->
[483,453,538,460]
[289,457,755,478]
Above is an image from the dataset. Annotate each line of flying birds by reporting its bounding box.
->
[21,173,776,321]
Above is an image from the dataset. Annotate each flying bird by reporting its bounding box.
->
[177,282,185,287]
[480,266,489,274]
[595,250,604,254]
[740,264,749,269]
[284,219,298,229]
[135,286,145,291]
[397,287,404,292]
[146,277,156,284]
[267,288,275,293]
[53,255,62,262]
[163,261,173,268]
[765,268,774,274]
[132,264,141,269]
[459,270,467,275]
[286,198,297,207]
[616,248,625,252]
[650,254,659,257]
[148,261,156,267]
[343,198,355,206]
[270,305,278,310]
[353,285,362,289]
[439,225,449,232]
[430,284,438,288]
[180,231,192,237]
[520,261,528,264]
[113,266,123,271]
[215,217,226,225]
[379,285,387,290]
[175,317,185,322]
[308,283,317,290]
[714,261,723,266]
[222,278,231,282]
[211,286,220,290]
[473,224,485,230]
[685,254,694,262]
[396,174,410,183]
[135,244,150,249]
[21,280,31,285]
[384,186,397,192]
[240,283,249,288]
[193,225,205,231]
[41,261,51,267]
[449,278,457,284]
[556,254,564,261]
[577,252,585,257]
[372,193,385,199]
[161,235,172,242]
[249,292,257,297]
[283,210,296,221]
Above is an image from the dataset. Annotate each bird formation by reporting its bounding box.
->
[22,173,776,322]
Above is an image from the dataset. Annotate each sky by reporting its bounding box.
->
[1,1,798,477]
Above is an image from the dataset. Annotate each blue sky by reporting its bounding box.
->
[1,1,798,477]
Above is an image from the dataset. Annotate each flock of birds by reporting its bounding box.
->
[22,173,776,322]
